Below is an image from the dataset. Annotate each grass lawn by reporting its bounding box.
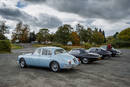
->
[0,51,11,54]
[11,44,23,49]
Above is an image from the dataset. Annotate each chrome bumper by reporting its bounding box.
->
[63,64,79,69]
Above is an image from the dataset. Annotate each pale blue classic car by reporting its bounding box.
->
[17,47,80,72]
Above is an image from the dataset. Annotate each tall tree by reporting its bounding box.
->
[55,24,72,45]
[36,29,50,43]
[0,21,8,40]
[113,32,119,39]
[92,31,104,45]
[29,31,36,42]
[12,22,30,43]
[20,24,30,43]
[0,21,8,34]
[70,32,80,45]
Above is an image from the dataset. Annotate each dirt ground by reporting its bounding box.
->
[0,48,130,87]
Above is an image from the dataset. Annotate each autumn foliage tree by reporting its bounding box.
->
[12,22,30,43]
[92,31,104,45]
[70,32,80,45]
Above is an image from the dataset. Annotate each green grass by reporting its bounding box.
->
[0,51,11,54]
[32,44,48,47]
[11,44,23,49]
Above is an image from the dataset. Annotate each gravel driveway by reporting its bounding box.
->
[0,48,130,87]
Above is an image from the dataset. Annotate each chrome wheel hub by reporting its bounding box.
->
[83,58,88,64]
[52,63,58,72]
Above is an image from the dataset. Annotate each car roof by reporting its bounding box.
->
[72,48,85,50]
[38,46,63,50]
[90,47,99,49]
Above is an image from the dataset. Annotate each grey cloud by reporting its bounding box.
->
[25,0,130,21]
[0,7,62,28]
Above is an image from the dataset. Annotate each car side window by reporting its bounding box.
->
[47,50,52,55]
[42,49,47,55]
[90,48,95,52]
[42,49,52,55]
[70,50,80,54]
[33,48,41,55]
[97,49,101,52]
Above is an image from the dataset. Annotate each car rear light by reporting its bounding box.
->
[68,60,71,65]
[78,58,80,61]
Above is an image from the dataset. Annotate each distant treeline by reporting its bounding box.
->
[0,21,130,48]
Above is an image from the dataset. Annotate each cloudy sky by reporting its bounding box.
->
[0,0,130,39]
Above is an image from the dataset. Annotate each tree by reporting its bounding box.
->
[70,32,80,45]
[92,31,104,45]
[0,21,8,34]
[49,33,55,42]
[106,36,115,44]
[20,24,30,43]
[36,29,50,43]
[0,21,8,40]
[77,25,93,43]
[113,32,119,39]
[118,28,130,41]
[29,31,36,42]
[12,22,30,43]
[55,24,72,45]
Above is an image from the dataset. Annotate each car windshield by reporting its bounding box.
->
[55,49,66,55]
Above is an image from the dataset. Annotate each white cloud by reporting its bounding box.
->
[0,0,130,39]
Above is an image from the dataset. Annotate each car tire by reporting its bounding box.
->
[50,61,60,72]
[81,58,89,64]
[112,54,116,57]
[19,58,27,68]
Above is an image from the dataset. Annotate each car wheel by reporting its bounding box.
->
[50,62,60,72]
[82,58,89,64]
[19,58,27,68]
[112,54,116,57]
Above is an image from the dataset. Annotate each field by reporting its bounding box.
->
[0,48,130,87]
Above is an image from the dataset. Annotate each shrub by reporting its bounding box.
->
[84,43,92,49]
[51,43,63,47]
[0,40,11,53]
[112,40,130,48]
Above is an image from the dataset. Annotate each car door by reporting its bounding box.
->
[38,49,52,67]
[30,48,42,66]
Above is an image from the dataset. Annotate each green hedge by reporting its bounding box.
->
[84,43,92,49]
[112,40,130,48]
[0,40,11,53]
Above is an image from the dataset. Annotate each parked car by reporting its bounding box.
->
[100,45,121,57]
[88,47,112,58]
[69,48,102,64]
[17,47,80,72]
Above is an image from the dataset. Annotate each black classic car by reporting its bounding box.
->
[69,48,102,64]
[100,45,121,57]
[88,47,112,58]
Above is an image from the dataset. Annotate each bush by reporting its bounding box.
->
[0,40,11,53]
[51,43,63,47]
[112,40,130,48]
[84,43,92,49]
